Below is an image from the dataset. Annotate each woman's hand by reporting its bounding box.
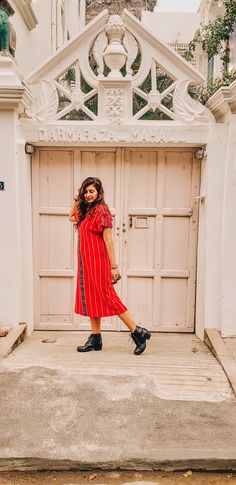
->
[103,230,120,283]
[111,267,121,284]
[69,190,79,222]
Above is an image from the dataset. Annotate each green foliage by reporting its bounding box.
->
[182,39,198,62]
[182,0,236,105]
[183,0,236,69]
[191,68,236,104]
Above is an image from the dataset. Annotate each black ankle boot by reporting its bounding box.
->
[77,333,102,352]
[130,325,151,355]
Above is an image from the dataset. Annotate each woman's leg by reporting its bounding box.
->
[77,317,102,352]
[90,317,101,334]
[118,311,136,333]
[118,311,151,355]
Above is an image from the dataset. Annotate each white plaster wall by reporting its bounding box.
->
[9,0,81,77]
[0,112,34,330]
[9,0,52,76]
[15,141,34,334]
[196,123,228,339]
[141,11,200,44]
[0,111,19,326]
[220,116,236,336]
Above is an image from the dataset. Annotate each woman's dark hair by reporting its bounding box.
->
[76,177,109,224]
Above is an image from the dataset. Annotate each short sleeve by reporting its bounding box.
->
[74,210,79,222]
[95,204,113,232]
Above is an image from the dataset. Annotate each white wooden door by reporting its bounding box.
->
[32,148,122,330]
[32,147,200,331]
[121,148,200,332]
[72,148,122,331]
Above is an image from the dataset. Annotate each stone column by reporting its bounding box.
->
[205,82,236,337]
[0,56,32,329]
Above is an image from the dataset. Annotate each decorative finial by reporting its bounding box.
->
[103,15,127,79]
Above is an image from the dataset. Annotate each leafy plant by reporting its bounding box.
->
[190,68,236,104]
[183,0,236,73]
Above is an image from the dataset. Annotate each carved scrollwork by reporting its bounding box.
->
[123,30,138,75]
[105,88,124,124]
[173,79,215,124]
[93,31,108,75]
[27,80,59,121]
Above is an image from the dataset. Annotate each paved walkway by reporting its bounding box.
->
[223,336,236,364]
[0,332,236,471]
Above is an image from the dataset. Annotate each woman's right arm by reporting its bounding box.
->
[69,199,78,222]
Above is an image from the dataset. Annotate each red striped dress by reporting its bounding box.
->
[74,203,127,318]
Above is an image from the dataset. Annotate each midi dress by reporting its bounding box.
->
[74,203,127,318]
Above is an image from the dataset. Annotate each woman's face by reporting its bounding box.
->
[83,184,98,204]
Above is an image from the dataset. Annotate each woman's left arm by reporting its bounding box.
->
[103,228,120,280]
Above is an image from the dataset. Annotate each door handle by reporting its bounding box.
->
[129,216,133,228]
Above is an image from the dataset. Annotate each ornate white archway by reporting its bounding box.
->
[19,9,215,145]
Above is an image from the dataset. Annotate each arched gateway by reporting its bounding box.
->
[20,10,214,332]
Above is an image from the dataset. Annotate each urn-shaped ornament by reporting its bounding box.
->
[103,15,127,79]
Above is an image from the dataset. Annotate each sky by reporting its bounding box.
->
[155,0,201,12]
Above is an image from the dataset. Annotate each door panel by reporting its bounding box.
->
[162,217,190,270]
[122,148,200,332]
[121,150,158,329]
[160,150,200,331]
[163,151,192,208]
[126,277,154,326]
[39,215,73,270]
[39,150,73,207]
[33,148,122,330]
[128,151,158,208]
[127,216,155,270]
[160,278,188,326]
[40,277,73,323]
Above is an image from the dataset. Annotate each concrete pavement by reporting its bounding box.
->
[223,336,236,364]
[0,331,236,471]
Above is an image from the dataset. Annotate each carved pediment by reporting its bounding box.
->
[25,9,214,125]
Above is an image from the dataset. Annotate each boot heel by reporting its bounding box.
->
[94,345,102,351]
[131,325,151,355]
[143,327,151,340]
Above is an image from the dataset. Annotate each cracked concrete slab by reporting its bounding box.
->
[0,332,236,471]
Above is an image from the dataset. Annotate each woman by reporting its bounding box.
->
[69,177,151,355]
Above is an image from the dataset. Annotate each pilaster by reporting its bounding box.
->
[195,122,227,339]
[198,80,236,338]
[220,115,236,336]
[0,55,33,328]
